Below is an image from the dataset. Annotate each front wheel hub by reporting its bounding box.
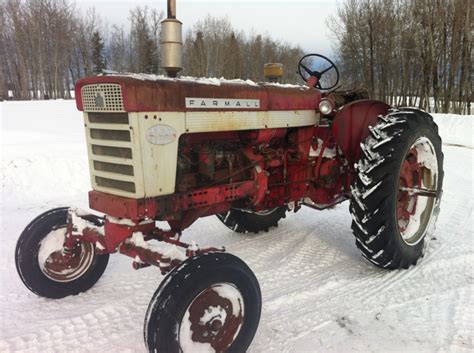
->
[179,283,244,352]
[38,227,95,282]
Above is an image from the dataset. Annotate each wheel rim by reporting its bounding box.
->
[38,227,95,282]
[179,283,245,353]
[397,137,438,245]
[254,207,280,216]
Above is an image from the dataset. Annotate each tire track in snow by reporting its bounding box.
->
[1,303,144,352]
[358,191,473,304]
[2,105,472,353]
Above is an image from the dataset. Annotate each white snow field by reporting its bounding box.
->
[1,100,473,353]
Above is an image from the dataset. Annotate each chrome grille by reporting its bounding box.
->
[85,112,140,197]
[81,84,124,112]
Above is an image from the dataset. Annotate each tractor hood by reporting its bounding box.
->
[75,74,321,113]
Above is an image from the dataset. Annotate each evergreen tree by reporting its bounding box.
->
[91,31,106,74]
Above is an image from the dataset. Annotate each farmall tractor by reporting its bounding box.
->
[15,3,443,352]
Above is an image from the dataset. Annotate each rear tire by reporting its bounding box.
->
[216,206,287,234]
[350,108,444,269]
[15,207,109,299]
[144,252,261,353]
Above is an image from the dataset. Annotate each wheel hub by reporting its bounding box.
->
[38,227,95,282]
[396,137,438,245]
[179,283,244,353]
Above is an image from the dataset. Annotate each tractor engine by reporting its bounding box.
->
[175,126,346,211]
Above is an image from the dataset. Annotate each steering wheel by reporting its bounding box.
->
[298,53,340,90]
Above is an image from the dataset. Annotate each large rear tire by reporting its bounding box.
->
[350,108,444,269]
[15,207,109,299]
[144,252,261,353]
[216,206,287,234]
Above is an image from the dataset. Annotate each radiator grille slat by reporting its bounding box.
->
[89,139,133,148]
[90,129,131,142]
[95,176,136,193]
[93,170,135,182]
[93,161,134,176]
[85,112,140,197]
[91,155,134,165]
[91,145,132,159]
[89,113,129,124]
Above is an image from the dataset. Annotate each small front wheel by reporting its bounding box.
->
[144,252,261,353]
[15,207,109,299]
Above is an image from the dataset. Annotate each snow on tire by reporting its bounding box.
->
[350,108,444,269]
[144,252,261,353]
[15,207,109,299]
[216,206,287,234]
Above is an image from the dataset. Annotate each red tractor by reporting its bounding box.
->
[15,53,443,352]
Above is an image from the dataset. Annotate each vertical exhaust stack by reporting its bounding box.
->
[161,0,182,77]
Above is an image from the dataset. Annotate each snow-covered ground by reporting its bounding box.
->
[1,100,473,352]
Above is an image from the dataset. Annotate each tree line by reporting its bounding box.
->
[330,0,471,114]
[2,0,471,114]
[0,0,304,101]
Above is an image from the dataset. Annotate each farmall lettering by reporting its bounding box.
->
[16,52,444,353]
[185,97,260,109]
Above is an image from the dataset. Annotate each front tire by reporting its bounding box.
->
[350,108,444,269]
[15,207,109,299]
[144,252,261,353]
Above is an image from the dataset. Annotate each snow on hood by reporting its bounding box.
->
[99,71,309,89]
[100,72,258,86]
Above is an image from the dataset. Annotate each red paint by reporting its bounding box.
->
[241,128,287,146]
[83,95,392,236]
[332,100,390,164]
[89,180,256,221]
[306,76,319,88]
[397,147,423,232]
[75,76,320,112]
[102,219,156,252]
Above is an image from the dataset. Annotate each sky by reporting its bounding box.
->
[74,0,341,57]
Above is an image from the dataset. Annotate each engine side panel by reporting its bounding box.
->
[84,109,319,199]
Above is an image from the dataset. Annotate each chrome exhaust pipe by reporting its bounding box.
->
[161,0,182,77]
[167,0,176,18]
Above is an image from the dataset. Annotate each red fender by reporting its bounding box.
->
[332,99,391,165]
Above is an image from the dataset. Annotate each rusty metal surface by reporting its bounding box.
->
[332,99,390,165]
[75,76,320,112]
[185,285,244,352]
[266,85,320,110]
[89,180,256,221]
[41,242,95,282]
[397,146,422,233]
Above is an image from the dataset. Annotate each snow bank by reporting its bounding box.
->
[432,113,473,148]
[1,100,90,209]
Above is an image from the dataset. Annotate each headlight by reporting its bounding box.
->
[318,99,334,115]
